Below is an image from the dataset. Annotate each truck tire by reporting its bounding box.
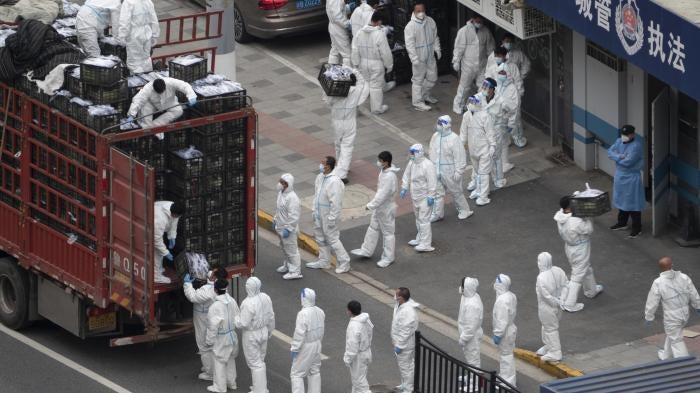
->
[0,257,30,330]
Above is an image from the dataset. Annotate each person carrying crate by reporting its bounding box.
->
[127,78,197,137]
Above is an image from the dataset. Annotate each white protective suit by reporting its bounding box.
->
[535,252,568,361]
[506,45,531,81]
[554,209,601,311]
[290,288,325,393]
[459,102,497,206]
[645,270,700,360]
[327,0,351,66]
[274,173,302,275]
[351,25,393,113]
[458,277,483,368]
[483,54,526,147]
[392,298,420,393]
[401,144,437,251]
[205,293,241,393]
[236,277,275,393]
[452,21,495,114]
[117,0,160,74]
[324,75,370,180]
[344,312,374,393]
[310,170,351,273]
[355,165,400,265]
[153,201,179,284]
[404,13,441,107]
[491,69,521,175]
[428,116,471,221]
[76,0,121,57]
[493,274,517,387]
[350,1,374,36]
[184,280,217,378]
[128,77,196,128]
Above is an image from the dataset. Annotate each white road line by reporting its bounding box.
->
[271,329,330,360]
[0,324,133,393]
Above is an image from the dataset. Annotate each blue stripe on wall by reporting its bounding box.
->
[672,185,700,206]
[653,155,671,190]
[572,105,619,146]
[573,132,595,144]
[671,156,700,189]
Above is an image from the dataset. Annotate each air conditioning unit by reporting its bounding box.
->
[458,0,555,39]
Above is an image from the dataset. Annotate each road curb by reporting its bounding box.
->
[514,348,584,379]
[257,209,324,260]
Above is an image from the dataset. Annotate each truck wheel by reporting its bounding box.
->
[0,258,29,330]
[234,5,252,43]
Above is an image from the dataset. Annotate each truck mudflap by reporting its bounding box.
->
[109,321,193,347]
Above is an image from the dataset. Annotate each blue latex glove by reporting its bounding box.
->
[507,127,514,134]
[394,347,402,354]
[168,238,176,249]
[282,228,290,239]
[126,116,134,124]
[400,189,407,199]
[165,252,174,261]
[493,335,502,345]
[183,273,194,284]
[291,351,298,361]
[188,97,197,107]
[427,197,435,206]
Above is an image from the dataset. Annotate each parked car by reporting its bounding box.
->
[194,0,327,43]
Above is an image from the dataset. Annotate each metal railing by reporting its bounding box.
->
[414,331,520,393]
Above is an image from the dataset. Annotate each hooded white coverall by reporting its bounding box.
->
[327,0,351,66]
[184,280,217,378]
[291,288,325,393]
[452,21,495,114]
[483,54,526,147]
[459,104,497,205]
[344,312,374,393]
[205,293,241,393]
[491,70,521,175]
[153,201,179,283]
[324,75,370,180]
[404,13,441,107]
[401,145,437,250]
[535,252,568,361]
[76,0,121,57]
[428,120,471,221]
[351,25,393,113]
[128,77,196,128]
[356,165,400,264]
[311,170,351,272]
[554,209,600,311]
[274,173,302,275]
[458,277,483,368]
[645,270,700,360]
[350,1,374,37]
[236,277,275,393]
[392,298,420,393]
[506,45,531,81]
[117,0,160,74]
[493,274,517,387]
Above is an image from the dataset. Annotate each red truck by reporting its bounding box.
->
[0,11,257,346]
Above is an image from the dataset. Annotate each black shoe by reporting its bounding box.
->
[610,223,627,231]
[341,178,349,184]
[627,231,641,239]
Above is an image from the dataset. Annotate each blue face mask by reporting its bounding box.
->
[495,57,504,65]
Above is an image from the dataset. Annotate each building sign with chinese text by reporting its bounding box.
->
[528,0,698,102]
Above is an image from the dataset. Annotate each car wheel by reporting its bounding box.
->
[234,5,253,43]
[0,258,30,330]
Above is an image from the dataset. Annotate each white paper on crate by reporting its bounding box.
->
[193,80,243,96]
[82,55,121,68]
[53,17,76,27]
[323,64,353,81]
[70,97,93,107]
[88,105,118,116]
[35,64,73,95]
[170,55,205,66]
[174,145,203,159]
[62,0,80,16]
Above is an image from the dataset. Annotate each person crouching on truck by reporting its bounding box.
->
[153,200,184,284]
[206,278,241,393]
[126,78,197,137]
[184,267,228,382]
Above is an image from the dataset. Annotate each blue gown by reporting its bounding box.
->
[607,137,645,211]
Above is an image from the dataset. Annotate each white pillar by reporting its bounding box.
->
[207,0,237,82]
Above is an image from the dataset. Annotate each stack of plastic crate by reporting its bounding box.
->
[79,56,129,130]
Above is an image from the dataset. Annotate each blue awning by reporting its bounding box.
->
[527,0,700,102]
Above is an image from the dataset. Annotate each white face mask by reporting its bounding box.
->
[466,103,477,113]
[376,160,383,168]
[276,183,284,192]
[495,57,504,65]
[416,12,425,20]
[496,74,507,83]
[473,22,481,29]
[621,135,631,143]
[319,164,325,173]
[503,42,512,50]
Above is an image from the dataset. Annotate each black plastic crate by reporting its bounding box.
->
[127,74,148,100]
[205,247,244,268]
[224,172,246,191]
[225,209,244,228]
[80,57,123,87]
[167,193,204,217]
[83,79,128,105]
[205,231,227,250]
[204,172,224,194]
[318,63,353,97]
[184,234,205,252]
[166,173,204,198]
[168,55,208,83]
[155,171,166,198]
[168,150,205,177]
[64,67,82,96]
[203,191,227,212]
[165,129,190,151]
[100,39,127,63]
[49,92,72,114]
[225,227,245,247]
[190,130,225,154]
[571,192,611,217]
[86,111,119,133]
[196,90,247,115]
[225,149,245,171]
[205,209,228,232]
[204,152,225,173]
[196,118,247,136]
[182,215,204,234]
[225,128,246,150]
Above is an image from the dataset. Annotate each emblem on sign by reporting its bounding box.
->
[615,0,643,55]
